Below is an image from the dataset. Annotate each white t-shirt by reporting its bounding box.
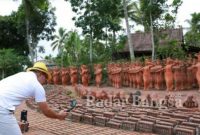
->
[0,72,46,111]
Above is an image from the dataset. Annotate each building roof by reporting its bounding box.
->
[123,28,184,52]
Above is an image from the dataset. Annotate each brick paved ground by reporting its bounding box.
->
[14,84,200,135]
[15,101,156,135]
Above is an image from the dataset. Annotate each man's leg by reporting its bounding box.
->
[0,109,22,135]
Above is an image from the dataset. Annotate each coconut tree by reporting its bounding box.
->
[51,27,68,67]
[64,30,82,65]
[123,0,135,61]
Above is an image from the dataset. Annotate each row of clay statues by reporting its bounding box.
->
[107,56,200,91]
[47,64,103,87]
[47,53,200,91]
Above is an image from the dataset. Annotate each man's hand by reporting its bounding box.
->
[57,110,68,120]
[38,102,68,120]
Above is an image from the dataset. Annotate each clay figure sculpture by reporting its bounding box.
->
[111,64,122,88]
[52,67,61,85]
[151,59,164,90]
[80,65,90,87]
[94,64,103,88]
[70,66,78,86]
[173,59,182,91]
[47,68,53,84]
[140,60,154,90]
[135,61,143,89]
[164,58,174,91]
[61,68,70,85]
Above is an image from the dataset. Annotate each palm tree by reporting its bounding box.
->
[64,30,82,65]
[123,0,135,61]
[51,27,68,67]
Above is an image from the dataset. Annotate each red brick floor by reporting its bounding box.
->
[15,102,156,135]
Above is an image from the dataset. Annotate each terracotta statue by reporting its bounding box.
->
[52,67,61,85]
[47,68,53,84]
[173,59,182,91]
[180,61,187,90]
[151,59,164,90]
[128,63,135,88]
[94,64,103,87]
[80,64,90,87]
[195,61,200,91]
[139,59,154,90]
[192,58,198,88]
[135,61,143,89]
[150,61,156,89]
[70,66,78,86]
[61,67,70,85]
[132,63,137,88]
[107,63,113,86]
[111,64,122,88]
[193,53,200,90]
[121,62,129,86]
[164,58,174,91]
[186,58,194,89]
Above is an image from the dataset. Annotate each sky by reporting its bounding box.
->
[0,0,200,60]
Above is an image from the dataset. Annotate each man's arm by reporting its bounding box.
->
[37,102,67,120]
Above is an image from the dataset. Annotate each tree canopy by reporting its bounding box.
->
[0,0,56,62]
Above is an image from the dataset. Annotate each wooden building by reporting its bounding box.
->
[113,28,184,60]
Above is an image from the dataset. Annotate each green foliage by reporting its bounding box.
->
[16,0,56,41]
[66,0,122,40]
[184,12,200,47]
[137,0,182,31]
[156,40,186,59]
[51,27,68,52]
[51,27,68,67]
[64,30,82,66]
[0,49,30,79]
[0,15,28,55]
[0,0,56,62]
[52,29,127,67]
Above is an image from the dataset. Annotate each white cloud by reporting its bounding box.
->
[50,0,77,32]
[176,0,200,28]
[0,1,21,15]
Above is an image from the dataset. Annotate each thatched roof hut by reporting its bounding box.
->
[113,28,184,59]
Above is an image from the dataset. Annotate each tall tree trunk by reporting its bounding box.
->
[23,0,34,64]
[89,30,93,64]
[123,0,135,61]
[150,0,155,60]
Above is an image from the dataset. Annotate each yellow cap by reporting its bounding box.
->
[27,62,51,81]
